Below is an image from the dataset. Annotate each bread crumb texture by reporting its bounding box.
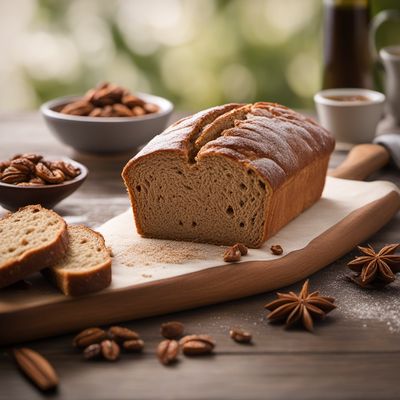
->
[0,206,64,264]
[53,226,110,272]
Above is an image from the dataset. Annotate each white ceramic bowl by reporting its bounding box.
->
[41,92,174,154]
[314,88,385,144]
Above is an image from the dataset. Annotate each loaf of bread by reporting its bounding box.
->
[122,102,335,248]
[43,225,112,296]
[0,205,68,288]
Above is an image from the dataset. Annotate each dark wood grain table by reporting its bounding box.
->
[1,112,400,400]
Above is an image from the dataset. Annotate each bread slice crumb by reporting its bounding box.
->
[43,225,112,296]
[0,205,68,288]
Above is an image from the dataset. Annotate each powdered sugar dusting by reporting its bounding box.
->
[313,260,400,333]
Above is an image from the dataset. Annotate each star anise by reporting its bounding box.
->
[264,280,336,332]
[347,244,400,288]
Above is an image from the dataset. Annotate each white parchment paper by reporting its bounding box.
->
[98,177,399,289]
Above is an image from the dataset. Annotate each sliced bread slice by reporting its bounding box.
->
[0,205,69,288]
[43,225,112,296]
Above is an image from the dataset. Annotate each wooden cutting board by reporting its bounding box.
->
[1,177,399,345]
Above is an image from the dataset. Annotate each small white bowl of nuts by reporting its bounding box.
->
[0,153,87,211]
[41,82,174,154]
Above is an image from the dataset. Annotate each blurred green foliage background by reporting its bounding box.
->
[0,0,398,112]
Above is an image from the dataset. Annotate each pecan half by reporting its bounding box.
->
[112,103,133,117]
[89,107,102,117]
[223,245,241,262]
[160,321,184,340]
[2,166,25,175]
[50,161,80,179]
[179,334,216,348]
[35,163,65,184]
[19,153,43,163]
[92,85,124,106]
[143,103,159,114]
[49,168,66,183]
[11,158,36,174]
[270,245,283,255]
[123,339,144,352]
[2,174,27,184]
[83,344,102,360]
[107,326,140,343]
[181,339,214,356]
[1,166,27,184]
[61,100,94,116]
[100,340,120,361]
[13,348,59,391]
[73,327,108,348]
[99,105,113,117]
[122,95,145,108]
[233,243,248,256]
[132,106,146,116]
[229,328,252,343]
[157,339,179,365]
[30,177,46,185]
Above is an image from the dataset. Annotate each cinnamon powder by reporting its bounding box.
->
[118,239,223,267]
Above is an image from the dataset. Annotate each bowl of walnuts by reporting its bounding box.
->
[41,82,174,154]
[0,153,88,211]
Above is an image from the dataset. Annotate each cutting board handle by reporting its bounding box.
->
[329,143,390,181]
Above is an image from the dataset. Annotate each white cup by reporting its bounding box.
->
[380,46,400,124]
[314,88,385,144]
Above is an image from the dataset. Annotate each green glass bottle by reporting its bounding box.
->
[322,0,373,89]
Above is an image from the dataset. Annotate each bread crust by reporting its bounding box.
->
[122,102,335,247]
[123,102,334,185]
[43,225,112,296]
[0,205,69,288]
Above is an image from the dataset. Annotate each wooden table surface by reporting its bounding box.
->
[1,112,400,400]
